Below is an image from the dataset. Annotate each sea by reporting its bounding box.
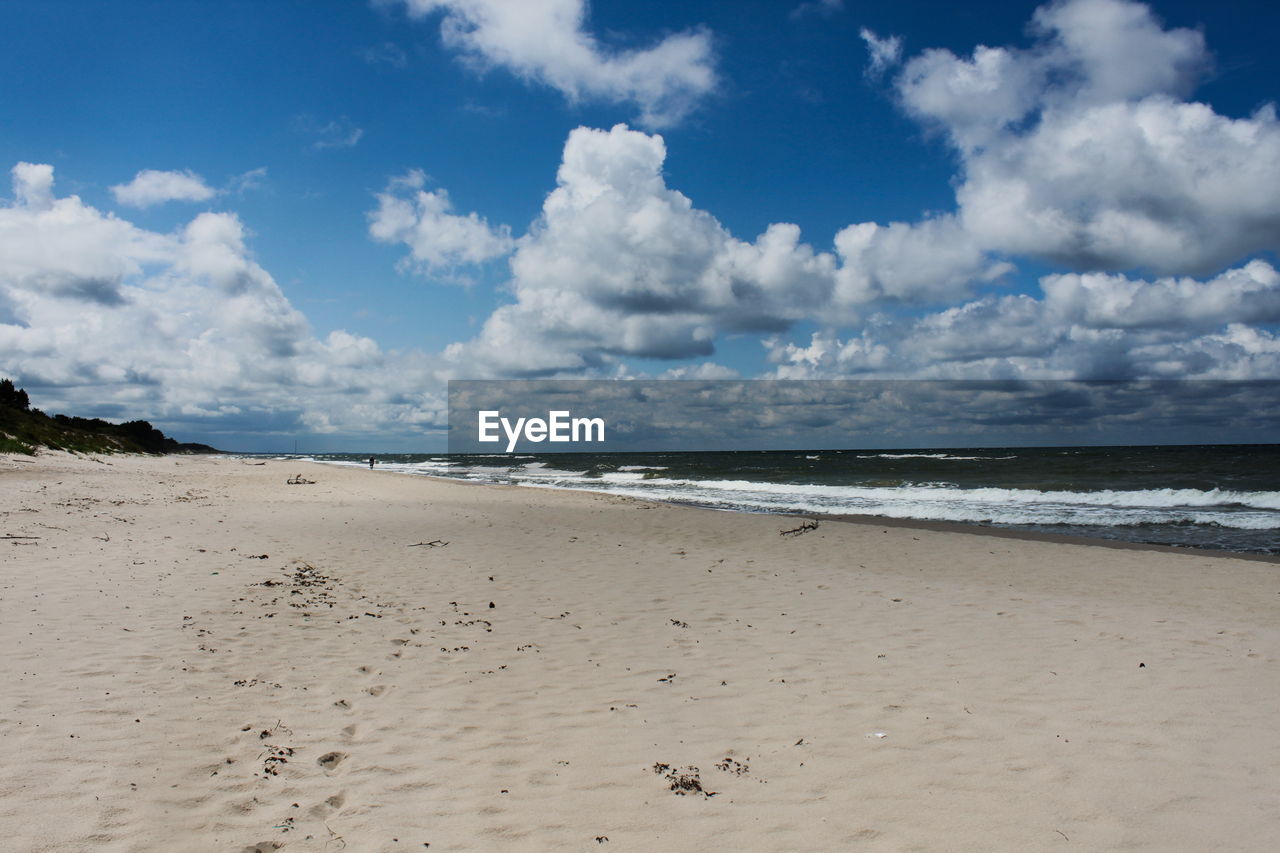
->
[293,445,1280,556]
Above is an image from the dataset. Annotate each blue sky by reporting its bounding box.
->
[1,0,1278,451]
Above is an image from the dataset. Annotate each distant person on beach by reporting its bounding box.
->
[368,456,375,469]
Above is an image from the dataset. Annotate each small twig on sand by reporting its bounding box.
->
[780,520,819,537]
[1,534,41,540]
[408,540,448,547]
[323,820,347,851]
[286,475,315,485]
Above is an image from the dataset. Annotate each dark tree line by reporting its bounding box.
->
[0,377,217,454]
[0,377,29,411]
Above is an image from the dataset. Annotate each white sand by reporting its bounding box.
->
[2,452,1278,852]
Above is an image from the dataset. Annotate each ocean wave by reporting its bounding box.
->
[518,481,1278,530]
[860,453,1017,461]
[623,479,1280,511]
[595,472,653,483]
[307,455,1280,539]
[507,474,1280,530]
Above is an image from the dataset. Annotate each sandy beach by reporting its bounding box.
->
[2,452,1278,852]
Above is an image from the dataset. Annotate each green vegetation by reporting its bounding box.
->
[0,378,219,456]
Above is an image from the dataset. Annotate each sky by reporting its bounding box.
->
[1,0,1278,451]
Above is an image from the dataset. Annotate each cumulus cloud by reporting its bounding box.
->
[110,169,217,208]
[12,163,55,210]
[1030,0,1206,106]
[427,1,1280,380]
[955,98,1280,275]
[890,0,1280,276]
[0,163,444,438]
[397,94,1274,380]
[718,0,1279,383]
[832,216,1007,305]
[439,124,842,374]
[4,164,171,306]
[368,170,515,272]
[1041,260,1280,331]
[425,124,1013,376]
[388,0,716,128]
[765,261,1280,380]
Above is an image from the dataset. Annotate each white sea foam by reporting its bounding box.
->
[861,453,952,459]
[861,453,1017,461]
[516,462,590,479]
[509,475,1280,530]
[667,480,1280,510]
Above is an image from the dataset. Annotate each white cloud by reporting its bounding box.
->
[1041,261,1280,330]
[897,44,1043,152]
[110,169,218,208]
[440,124,841,374]
[832,216,1007,306]
[888,0,1280,276]
[379,0,1280,384]
[12,163,55,210]
[858,28,901,77]
[765,261,1280,380]
[4,164,171,305]
[956,98,1280,275]
[433,124,1005,377]
[389,0,717,128]
[1030,0,1206,107]
[296,115,364,150]
[434,1,1280,379]
[0,163,445,437]
[228,167,268,195]
[368,170,515,272]
[660,361,739,379]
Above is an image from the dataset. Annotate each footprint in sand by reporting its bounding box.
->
[317,751,348,775]
[242,842,282,853]
[310,791,347,817]
[366,684,389,697]
[342,723,358,738]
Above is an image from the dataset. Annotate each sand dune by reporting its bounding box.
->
[2,452,1277,851]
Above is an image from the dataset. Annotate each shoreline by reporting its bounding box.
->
[4,452,1279,851]
[344,462,1280,564]
[817,511,1280,563]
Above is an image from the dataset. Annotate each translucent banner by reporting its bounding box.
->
[447,379,1280,454]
